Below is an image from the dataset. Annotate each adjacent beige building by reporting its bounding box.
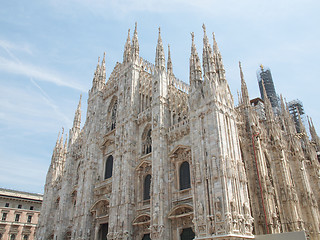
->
[0,188,43,240]
[36,24,320,240]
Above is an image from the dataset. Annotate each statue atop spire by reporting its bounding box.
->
[123,29,132,63]
[132,22,139,61]
[155,27,165,71]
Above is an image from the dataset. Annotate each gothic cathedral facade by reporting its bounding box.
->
[36,24,320,240]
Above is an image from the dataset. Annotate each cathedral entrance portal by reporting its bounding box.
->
[180,227,195,240]
[98,223,108,240]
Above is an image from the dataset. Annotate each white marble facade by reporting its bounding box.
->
[36,24,320,240]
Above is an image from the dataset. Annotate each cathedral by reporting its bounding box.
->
[36,24,320,240]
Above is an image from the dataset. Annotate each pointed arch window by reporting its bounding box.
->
[179,161,191,190]
[105,155,113,179]
[180,227,195,240]
[142,128,152,155]
[111,100,117,130]
[143,174,151,200]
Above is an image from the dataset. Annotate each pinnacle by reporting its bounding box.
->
[155,26,165,70]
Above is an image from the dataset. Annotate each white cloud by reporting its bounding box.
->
[0,39,33,55]
[0,56,85,91]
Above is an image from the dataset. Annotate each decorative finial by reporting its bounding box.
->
[202,24,206,34]
[135,22,137,32]
[128,29,131,35]
[212,32,216,41]
[158,27,161,35]
[191,32,194,43]
[98,56,100,63]
[103,52,106,59]
[239,61,242,70]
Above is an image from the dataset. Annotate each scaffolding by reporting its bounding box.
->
[288,99,305,133]
[257,65,279,112]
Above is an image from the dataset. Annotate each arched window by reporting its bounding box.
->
[180,227,195,240]
[105,155,113,179]
[71,191,77,207]
[179,161,191,190]
[10,234,16,240]
[142,127,152,155]
[111,100,117,130]
[142,234,151,240]
[143,174,151,200]
[23,235,29,240]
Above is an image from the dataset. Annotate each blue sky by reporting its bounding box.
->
[1,0,319,194]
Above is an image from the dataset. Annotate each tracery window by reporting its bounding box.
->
[179,161,191,190]
[10,234,16,240]
[23,235,29,240]
[104,155,113,179]
[142,128,152,155]
[143,174,151,200]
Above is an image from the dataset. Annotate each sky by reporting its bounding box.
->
[0,0,320,194]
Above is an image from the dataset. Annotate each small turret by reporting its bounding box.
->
[155,27,165,71]
[261,80,274,120]
[189,32,202,90]
[100,52,106,86]
[69,95,82,146]
[202,24,215,77]
[212,32,226,81]
[91,56,101,91]
[239,61,250,106]
[132,22,139,62]
[123,29,131,63]
[167,44,173,76]
[308,117,320,152]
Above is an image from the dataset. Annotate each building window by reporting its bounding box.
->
[104,155,113,179]
[2,212,7,221]
[55,197,60,208]
[0,233,2,239]
[27,215,32,223]
[180,227,195,240]
[18,205,22,209]
[179,161,191,190]
[15,214,20,222]
[111,100,117,130]
[143,174,151,200]
[142,234,151,240]
[5,203,9,207]
[71,191,77,207]
[23,235,29,240]
[10,234,16,240]
[142,127,152,155]
[30,206,34,210]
